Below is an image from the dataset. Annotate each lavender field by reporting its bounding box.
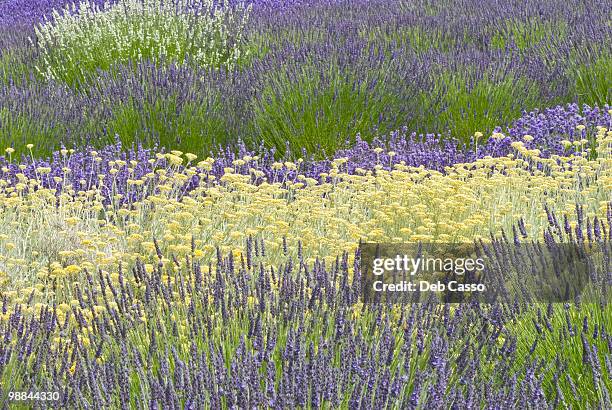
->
[0,0,610,408]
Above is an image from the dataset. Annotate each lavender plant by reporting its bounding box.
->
[0,0,609,154]
[31,0,252,86]
[0,103,608,207]
[0,0,610,407]
[0,204,609,408]
[571,49,612,107]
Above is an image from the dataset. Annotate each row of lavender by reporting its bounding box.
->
[1,0,610,155]
[0,1,609,407]
[0,216,610,408]
[0,103,608,205]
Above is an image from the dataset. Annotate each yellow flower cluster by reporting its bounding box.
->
[0,128,609,322]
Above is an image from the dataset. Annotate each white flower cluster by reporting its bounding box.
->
[32,0,252,84]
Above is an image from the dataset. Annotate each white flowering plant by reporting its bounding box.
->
[31,0,252,86]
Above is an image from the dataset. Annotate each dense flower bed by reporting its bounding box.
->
[1,0,610,155]
[1,235,609,408]
[0,0,611,407]
[0,104,609,207]
[0,119,609,407]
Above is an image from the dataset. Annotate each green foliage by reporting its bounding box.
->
[32,0,252,87]
[0,0,608,158]
[359,26,458,53]
[507,301,612,408]
[106,98,231,155]
[250,62,403,157]
[571,50,612,107]
[491,18,568,51]
[0,49,32,86]
[0,106,79,157]
[0,76,233,157]
[418,70,542,140]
